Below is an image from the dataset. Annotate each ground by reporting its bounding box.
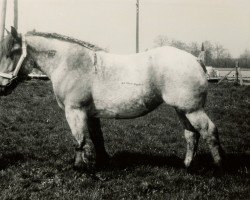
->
[0,80,249,199]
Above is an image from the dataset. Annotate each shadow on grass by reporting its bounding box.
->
[108,151,184,170]
[190,153,250,175]
[0,152,26,170]
[100,151,250,175]
[223,153,250,174]
[1,151,249,176]
[0,152,47,170]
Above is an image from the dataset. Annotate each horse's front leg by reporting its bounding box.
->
[65,106,93,170]
[87,117,109,167]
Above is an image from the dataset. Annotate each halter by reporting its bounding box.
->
[0,35,27,85]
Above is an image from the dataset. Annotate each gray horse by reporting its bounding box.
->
[0,27,223,170]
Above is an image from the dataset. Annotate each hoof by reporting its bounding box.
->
[73,159,94,172]
[214,149,226,174]
[73,162,88,171]
[184,158,194,169]
[73,156,90,171]
[74,149,94,171]
[184,158,199,174]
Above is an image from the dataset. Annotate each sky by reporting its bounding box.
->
[2,0,250,57]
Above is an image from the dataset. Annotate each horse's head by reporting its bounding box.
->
[0,27,30,95]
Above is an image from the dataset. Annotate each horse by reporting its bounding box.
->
[0,27,224,170]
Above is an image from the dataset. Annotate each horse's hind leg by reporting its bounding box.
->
[87,118,109,167]
[65,106,92,169]
[176,110,200,168]
[185,109,224,167]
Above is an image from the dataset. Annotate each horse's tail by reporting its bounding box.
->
[197,43,207,73]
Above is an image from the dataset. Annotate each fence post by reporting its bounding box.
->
[0,0,7,40]
[235,61,244,85]
[235,61,239,84]
[136,0,139,53]
[238,67,243,85]
[14,0,18,29]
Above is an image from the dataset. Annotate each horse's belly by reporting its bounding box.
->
[91,100,161,119]
[90,86,163,119]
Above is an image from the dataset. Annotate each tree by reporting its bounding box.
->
[214,44,232,67]
[240,49,250,59]
[221,50,233,68]
[214,44,226,59]
[154,35,208,58]
[239,49,250,68]
[189,42,200,57]
[169,39,189,52]
[154,35,191,53]
[153,35,169,47]
[203,41,214,66]
[153,36,236,67]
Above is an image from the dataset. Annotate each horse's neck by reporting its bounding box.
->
[26,36,69,78]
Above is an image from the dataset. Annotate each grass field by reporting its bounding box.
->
[0,80,249,199]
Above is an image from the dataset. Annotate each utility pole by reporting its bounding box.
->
[14,0,18,29]
[136,0,139,53]
[0,0,7,40]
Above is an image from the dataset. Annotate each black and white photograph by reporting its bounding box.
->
[0,0,249,199]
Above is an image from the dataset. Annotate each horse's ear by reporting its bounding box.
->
[11,26,19,40]
[6,27,22,57]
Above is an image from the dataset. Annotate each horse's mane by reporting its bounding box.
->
[26,31,104,51]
